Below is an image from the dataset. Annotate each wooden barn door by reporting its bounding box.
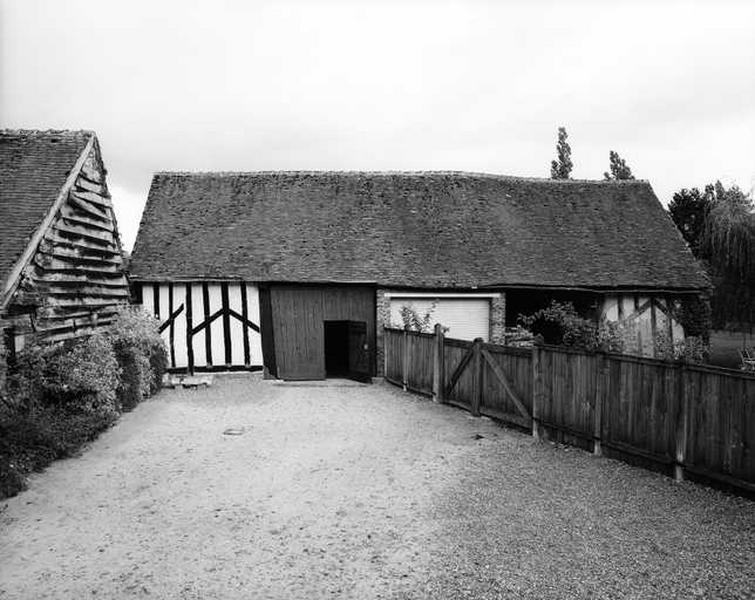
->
[347,321,370,382]
[269,284,376,381]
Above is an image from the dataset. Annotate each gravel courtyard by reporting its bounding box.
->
[1,375,753,599]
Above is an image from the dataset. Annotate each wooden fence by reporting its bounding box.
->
[383,326,755,494]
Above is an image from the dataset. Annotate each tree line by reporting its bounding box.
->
[548,126,754,335]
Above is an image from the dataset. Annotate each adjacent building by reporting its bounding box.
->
[0,130,129,350]
[128,171,708,379]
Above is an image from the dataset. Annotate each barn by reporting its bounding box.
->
[128,171,707,380]
[0,130,130,349]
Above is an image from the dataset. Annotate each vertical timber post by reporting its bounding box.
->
[471,338,483,416]
[532,344,542,440]
[593,352,605,456]
[675,363,689,482]
[402,328,409,391]
[185,283,194,375]
[432,323,445,403]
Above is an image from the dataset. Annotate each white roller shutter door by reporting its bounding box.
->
[389,297,490,341]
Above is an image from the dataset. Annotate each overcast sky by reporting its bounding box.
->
[2,0,754,251]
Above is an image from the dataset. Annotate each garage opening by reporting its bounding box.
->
[324,320,370,382]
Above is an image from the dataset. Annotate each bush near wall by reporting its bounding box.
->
[0,307,167,499]
[109,307,168,411]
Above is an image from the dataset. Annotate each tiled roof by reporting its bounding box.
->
[0,129,92,291]
[130,171,708,291]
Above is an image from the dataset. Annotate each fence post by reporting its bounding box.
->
[432,323,445,403]
[402,329,409,391]
[531,344,542,440]
[471,338,483,416]
[383,327,388,380]
[675,362,689,482]
[593,352,606,456]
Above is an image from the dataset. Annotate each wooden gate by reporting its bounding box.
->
[443,337,532,429]
[384,326,532,429]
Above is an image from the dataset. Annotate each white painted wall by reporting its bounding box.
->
[140,281,262,370]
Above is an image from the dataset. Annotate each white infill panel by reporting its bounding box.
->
[172,284,188,368]
[389,297,490,341]
[228,283,245,366]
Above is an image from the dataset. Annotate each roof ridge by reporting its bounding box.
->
[0,128,95,138]
[152,170,649,185]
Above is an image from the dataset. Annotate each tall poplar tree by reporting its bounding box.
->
[603,150,635,180]
[550,127,573,179]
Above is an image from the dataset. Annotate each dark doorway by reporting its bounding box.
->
[324,320,371,382]
[324,321,350,376]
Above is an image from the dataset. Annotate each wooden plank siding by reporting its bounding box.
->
[138,281,262,372]
[5,140,130,343]
[269,285,376,381]
[384,327,755,494]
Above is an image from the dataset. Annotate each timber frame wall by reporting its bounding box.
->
[601,294,686,357]
[136,281,263,372]
[2,136,130,343]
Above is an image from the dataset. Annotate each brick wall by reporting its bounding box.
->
[489,294,506,344]
[375,289,391,375]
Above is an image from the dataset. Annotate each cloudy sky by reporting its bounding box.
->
[2,0,753,250]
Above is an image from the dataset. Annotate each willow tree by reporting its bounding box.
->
[699,183,755,331]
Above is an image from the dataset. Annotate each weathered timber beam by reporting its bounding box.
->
[32,255,125,274]
[37,247,123,267]
[74,176,108,196]
[43,287,131,299]
[53,222,116,244]
[69,189,112,209]
[59,212,115,234]
[43,233,120,256]
[39,246,123,267]
[38,305,122,320]
[66,193,111,220]
[32,272,127,287]
[42,296,127,308]
[36,320,115,343]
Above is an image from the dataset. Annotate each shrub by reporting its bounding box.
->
[108,307,167,409]
[654,329,709,364]
[518,301,626,352]
[9,333,120,418]
[0,405,116,499]
[395,301,438,333]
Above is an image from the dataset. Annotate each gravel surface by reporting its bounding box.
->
[0,374,753,599]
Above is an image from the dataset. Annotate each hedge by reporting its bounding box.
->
[0,307,168,499]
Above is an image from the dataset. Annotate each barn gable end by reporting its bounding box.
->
[0,130,130,344]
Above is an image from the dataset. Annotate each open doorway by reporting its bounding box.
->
[324,320,370,381]
[324,321,350,376]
